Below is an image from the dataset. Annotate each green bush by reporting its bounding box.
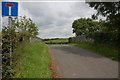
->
[2,16,38,78]
[88,32,119,46]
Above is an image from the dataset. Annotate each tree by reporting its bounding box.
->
[86,2,120,31]
[72,18,101,37]
[86,2,120,46]
[14,16,38,41]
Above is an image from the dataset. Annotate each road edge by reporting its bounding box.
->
[48,47,63,79]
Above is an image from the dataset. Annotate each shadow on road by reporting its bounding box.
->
[49,45,104,59]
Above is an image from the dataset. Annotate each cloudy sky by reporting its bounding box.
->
[1,0,98,39]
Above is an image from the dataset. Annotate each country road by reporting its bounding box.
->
[49,45,119,78]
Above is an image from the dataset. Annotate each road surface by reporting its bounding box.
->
[49,45,119,78]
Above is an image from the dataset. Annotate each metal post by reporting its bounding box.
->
[8,16,12,66]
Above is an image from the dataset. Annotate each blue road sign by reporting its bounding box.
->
[2,2,18,16]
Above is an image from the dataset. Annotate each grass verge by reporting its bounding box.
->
[70,42,119,61]
[14,41,53,78]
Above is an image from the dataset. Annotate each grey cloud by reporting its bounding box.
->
[20,2,96,38]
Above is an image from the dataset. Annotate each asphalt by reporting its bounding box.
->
[49,45,119,78]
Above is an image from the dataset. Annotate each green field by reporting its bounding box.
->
[14,41,53,78]
[44,38,68,44]
[70,42,119,61]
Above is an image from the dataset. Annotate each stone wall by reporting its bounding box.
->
[69,35,94,43]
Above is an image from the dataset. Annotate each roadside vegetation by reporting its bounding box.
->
[2,16,53,78]
[14,41,53,78]
[2,15,54,78]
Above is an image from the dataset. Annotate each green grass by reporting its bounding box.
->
[44,38,68,44]
[14,41,53,78]
[70,42,119,61]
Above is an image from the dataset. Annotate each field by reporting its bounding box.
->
[14,41,53,78]
[44,38,69,44]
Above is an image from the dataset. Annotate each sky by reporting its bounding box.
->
[1,0,98,39]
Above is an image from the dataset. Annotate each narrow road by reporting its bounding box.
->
[49,45,119,78]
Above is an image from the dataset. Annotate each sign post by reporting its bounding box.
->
[2,2,18,65]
